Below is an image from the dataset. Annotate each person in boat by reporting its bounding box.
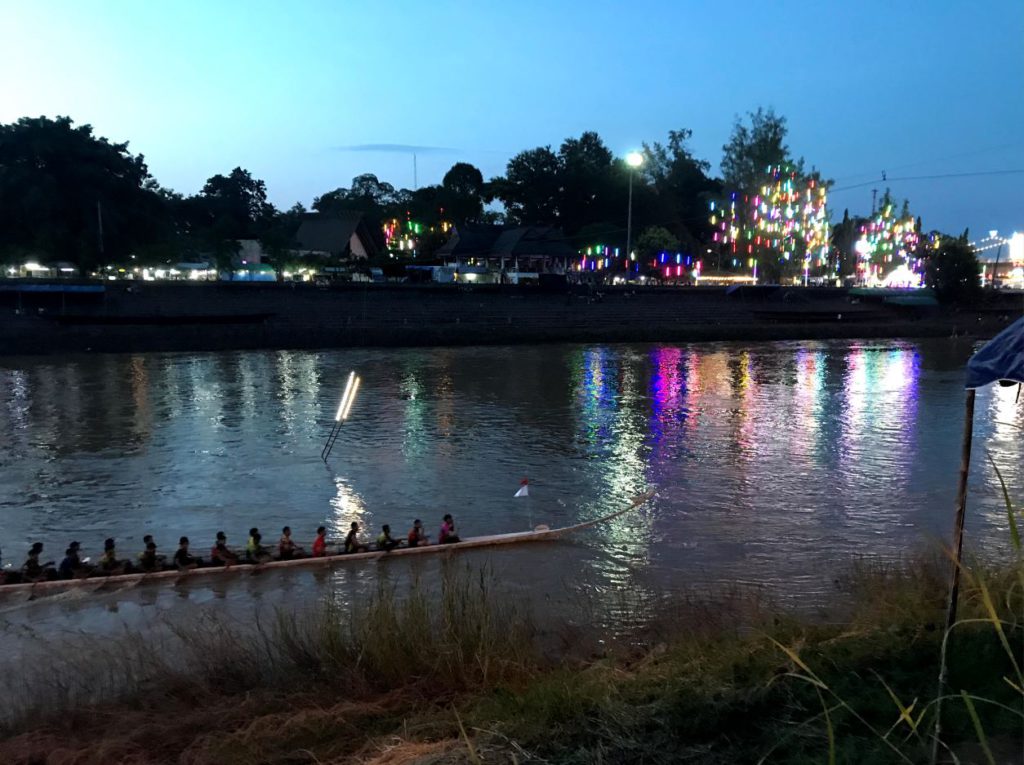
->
[58,543,84,579]
[407,519,429,548]
[22,542,55,582]
[98,538,134,575]
[210,532,239,567]
[312,526,328,557]
[245,530,272,563]
[278,526,304,560]
[376,524,400,552]
[57,541,92,580]
[173,536,200,570]
[439,514,461,544]
[137,535,167,568]
[344,522,368,554]
[138,541,162,573]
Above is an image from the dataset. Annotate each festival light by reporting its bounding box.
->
[383,216,452,256]
[854,195,920,286]
[882,264,922,289]
[711,166,830,280]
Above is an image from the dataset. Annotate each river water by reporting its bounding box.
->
[0,339,1021,658]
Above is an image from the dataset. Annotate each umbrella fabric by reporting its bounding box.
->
[965,316,1024,389]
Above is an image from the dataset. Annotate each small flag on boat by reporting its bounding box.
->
[514,478,529,498]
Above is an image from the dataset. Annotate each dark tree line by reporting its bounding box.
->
[0,117,500,270]
[0,116,725,270]
[0,114,981,297]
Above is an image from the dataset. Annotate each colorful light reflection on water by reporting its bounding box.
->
[0,339,1020,642]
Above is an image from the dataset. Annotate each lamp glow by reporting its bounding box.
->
[626,152,644,168]
[341,375,360,421]
[335,371,356,421]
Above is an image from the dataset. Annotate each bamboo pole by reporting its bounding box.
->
[930,387,976,765]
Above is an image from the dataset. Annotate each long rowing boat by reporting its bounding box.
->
[0,491,655,597]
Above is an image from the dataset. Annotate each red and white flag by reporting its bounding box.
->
[513,478,529,498]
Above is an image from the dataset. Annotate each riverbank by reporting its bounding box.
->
[2,555,1021,764]
[1,281,1019,355]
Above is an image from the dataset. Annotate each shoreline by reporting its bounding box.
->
[1,555,1020,763]
[0,282,1018,356]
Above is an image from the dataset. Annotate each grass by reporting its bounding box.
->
[1,537,1022,763]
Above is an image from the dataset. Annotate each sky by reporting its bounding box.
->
[2,0,1022,239]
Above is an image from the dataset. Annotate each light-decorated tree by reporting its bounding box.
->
[853,190,920,285]
[710,109,831,283]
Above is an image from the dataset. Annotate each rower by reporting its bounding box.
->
[407,519,429,548]
[173,536,200,570]
[344,522,368,553]
[210,532,239,566]
[137,535,166,567]
[377,524,400,552]
[57,541,91,580]
[22,542,55,582]
[278,526,304,560]
[312,526,328,557]
[98,538,133,575]
[439,514,461,544]
[245,530,272,563]
[138,541,161,573]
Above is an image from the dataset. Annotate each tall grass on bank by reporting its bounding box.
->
[2,510,1024,763]
[0,563,537,763]
[765,459,1024,765]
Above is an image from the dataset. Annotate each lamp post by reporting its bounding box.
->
[625,152,644,270]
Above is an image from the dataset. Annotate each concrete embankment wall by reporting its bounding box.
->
[0,282,1015,356]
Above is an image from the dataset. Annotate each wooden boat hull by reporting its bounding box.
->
[0,491,654,597]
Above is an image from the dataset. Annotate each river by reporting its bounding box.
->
[0,339,1021,659]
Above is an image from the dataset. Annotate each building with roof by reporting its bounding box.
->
[436,225,575,274]
[293,213,385,260]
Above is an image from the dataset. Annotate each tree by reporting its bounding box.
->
[635,226,680,263]
[441,162,485,224]
[924,238,981,304]
[557,131,617,234]
[721,107,802,190]
[851,190,919,283]
[175,167,274,269]
[641,129,720,249]
[311,187,349,216]
[199,167,274,238]
[348,173,397,214]
[259,202,307,272]
[313,174,398,220]
[442,162,484,198]
[491,146,561,225]
[0,116,171,270]
[713,108,829,281]
[830,209,863,278]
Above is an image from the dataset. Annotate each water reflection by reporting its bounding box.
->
[329,476,368,538]
[0,340,1021,639]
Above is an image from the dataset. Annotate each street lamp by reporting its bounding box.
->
[625,152,644,270]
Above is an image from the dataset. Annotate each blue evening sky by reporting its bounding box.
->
[2,0,1022,238]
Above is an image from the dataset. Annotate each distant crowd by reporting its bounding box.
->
[1,514,463,585]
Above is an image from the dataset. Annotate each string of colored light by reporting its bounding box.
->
[383,217,452,254]
[710,165,831,276]
[572,243,705,280]
[853,198,920,284]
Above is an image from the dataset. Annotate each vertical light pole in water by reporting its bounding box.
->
[321,371,361,461]
[625,152,644,269]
